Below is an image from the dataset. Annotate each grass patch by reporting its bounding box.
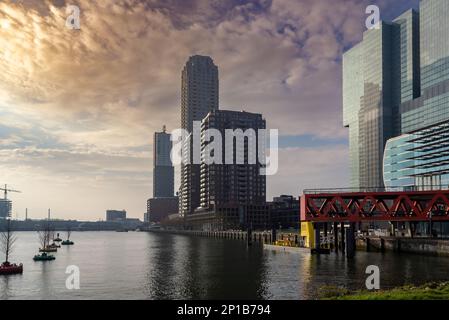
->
[319,282,449,300]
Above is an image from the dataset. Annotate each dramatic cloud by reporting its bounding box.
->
[0,0,416,219]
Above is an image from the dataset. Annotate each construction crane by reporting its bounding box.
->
[0,184,21,200]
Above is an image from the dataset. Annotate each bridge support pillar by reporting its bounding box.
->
[340,222,345,253]
[333,222,339,253]
[324,223,328,248]
[314,223,321,251]
[346,223,356,259]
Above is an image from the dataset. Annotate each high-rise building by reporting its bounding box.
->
[344,0,449,190]
[153,126,174,198]
[146,126,178,223]
[180,55,219,215]
[199,110,266,209]
[343,21,401,189]
[181,55,219,133]
[193,110,269,230]
[0,199,12,219]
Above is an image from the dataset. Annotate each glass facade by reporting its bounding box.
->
[402,90,449,132]
[420,0,449,91]
[384,122,449,189]
[394,10,421,104]
[343,23,399,189]
[343,43,363,188]
[383,135,416,188]
[345,0,449,190]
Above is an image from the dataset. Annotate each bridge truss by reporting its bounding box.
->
[300,189,449,222]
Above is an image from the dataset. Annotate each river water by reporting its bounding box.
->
[1,231,448,300]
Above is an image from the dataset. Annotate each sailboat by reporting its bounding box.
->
[0,219,23,275]
[61,227,74,245]
[34,220,56,261]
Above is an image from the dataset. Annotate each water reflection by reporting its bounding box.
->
[1,232,449,299]
[146,233,268,299]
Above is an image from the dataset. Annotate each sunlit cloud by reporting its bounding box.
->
[0,0,417,219]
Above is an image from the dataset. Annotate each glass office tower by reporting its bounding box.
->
[420,0,449,91]
[343,43,363,188]
[343,22,400,189]
[153,126,174,198]
[344,0,449,190]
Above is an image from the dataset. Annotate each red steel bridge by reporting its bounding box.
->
[300,188,449,223]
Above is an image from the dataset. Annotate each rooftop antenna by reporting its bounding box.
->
[48,208,51,220]
[25,208,28,221]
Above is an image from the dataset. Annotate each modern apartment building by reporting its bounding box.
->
[179,55,219,215]
[343,0,449,190]
[192,110,269,230]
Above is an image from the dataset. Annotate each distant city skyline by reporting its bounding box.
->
[0,0,419,220]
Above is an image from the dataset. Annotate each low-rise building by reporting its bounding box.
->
[147,197,179,223]
[269,195,300,230]
[106,210,126,222]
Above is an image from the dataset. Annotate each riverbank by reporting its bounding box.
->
[148,229,275,243]
[357,237,449,256]
[321,282,449,300]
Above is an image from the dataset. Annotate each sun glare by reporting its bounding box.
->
[0,19,11,29]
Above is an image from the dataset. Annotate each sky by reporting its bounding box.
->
[0,0,420,220]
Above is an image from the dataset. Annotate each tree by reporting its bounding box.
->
[0,219,17,264]
[37,220,54,249]
[67,226,72,240]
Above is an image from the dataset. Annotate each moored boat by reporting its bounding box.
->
[33,253,56,261]
[61,228,74,245]
[35,218,57,260]
[39,246,58,253]
[0,218,23,275]
[0,262,23,275]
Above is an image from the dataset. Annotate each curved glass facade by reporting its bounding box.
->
[383,121,449,189]
[383,134,416,188]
